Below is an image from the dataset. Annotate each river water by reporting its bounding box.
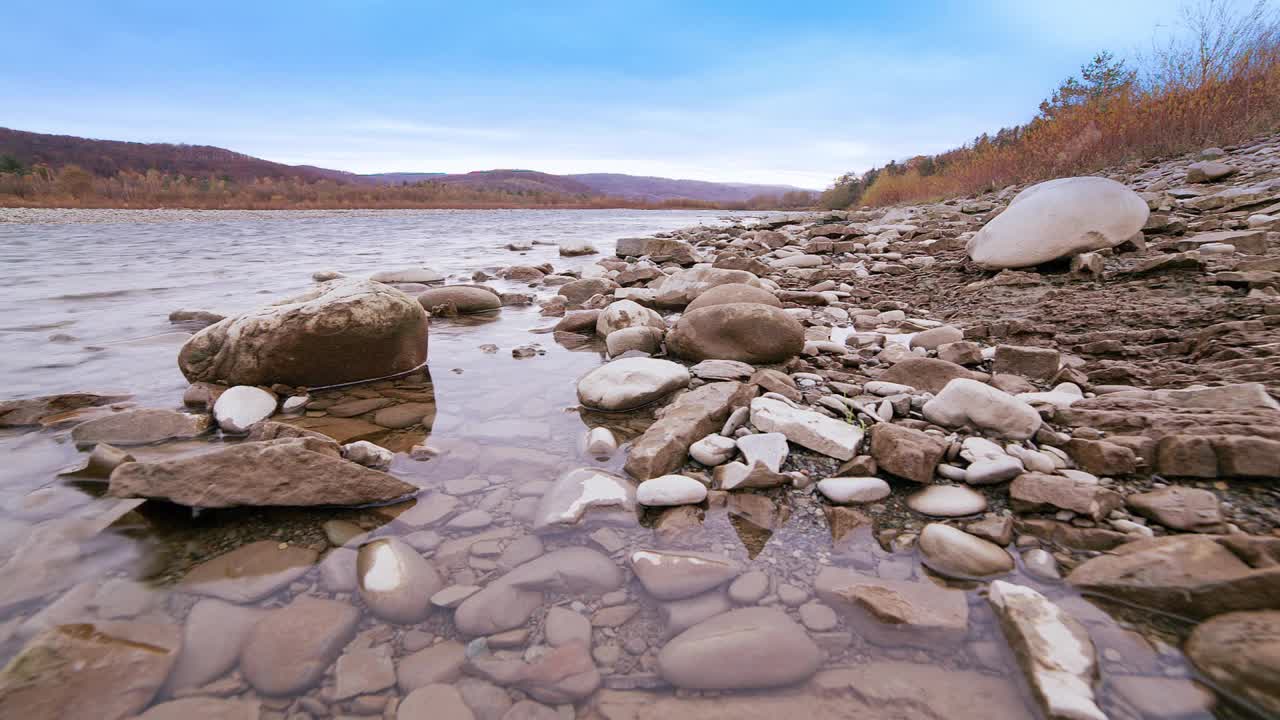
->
[0,208,1219,719]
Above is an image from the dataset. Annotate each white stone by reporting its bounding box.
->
[212,386,277,434]
[906,485,988,517]
[771,254,824,268]
[967,177,1149,268]
[577,357,690,411]
[585,427,618,458]
[965,455,1024,485]
[282,395,309,414]
[923,379,1042,440]
[960,437,1006,462]
[865,381,915,396]
[1018,383,1085,409]
[596,300,666,337]
[817,477,890,504]
[370,267,443,284]
[534,468,636,531]
[559,239,597,256]
[735,432,789,472]
[343,440,394,470]
[689,434,737,466]
[357,537,444,623]
[989,581,1106,720]
[749,396,862,461]
[637,475,708,506]
[919,523,1014,578]
[1007,445,1057,474]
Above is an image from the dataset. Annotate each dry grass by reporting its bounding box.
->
[857,0,1280,206]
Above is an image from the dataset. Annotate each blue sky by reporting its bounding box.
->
[2,1,1187,188]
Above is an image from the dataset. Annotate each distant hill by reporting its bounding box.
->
[0,127,365,184]
[0,126,816,203]
[362,172,447,184]
[567,173,810,203]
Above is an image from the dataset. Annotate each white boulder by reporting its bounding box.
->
[967,177,1149,268]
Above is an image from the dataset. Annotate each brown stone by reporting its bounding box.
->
[878,357,984,394]
[1067,535,1280,618]
[1009,472,1123,520]
[685,283,780,312]
[70,408,211,447]
[1185,610,1280,716]
[624,382,755,480]
[0,621,181,720]
[0,392,130,428]
[814,567,968,648]
[1064,438,1138,476]
[108,438,416,508]
[993,345,1060,381]
[747,368,801,403]
[179,278,427,387]
[181,539,319,602]
[1127,486,1225,532]
[869,423,946,483]
[667,303,805,365]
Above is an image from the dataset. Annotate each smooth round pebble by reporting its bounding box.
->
[906,484,988,517]
[817,477,891,504]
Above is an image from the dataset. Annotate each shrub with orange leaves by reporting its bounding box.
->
[855,0,1280,207]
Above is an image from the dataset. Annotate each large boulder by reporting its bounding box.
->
[577,358,690,411]
[107,437,417,508]
[966,177,1149,269]
[417,286,500,315]
[685,283,780,312]
[179,279,427,387]
[668,303,805,365]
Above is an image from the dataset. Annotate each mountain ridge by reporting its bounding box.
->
[0,127,815,203]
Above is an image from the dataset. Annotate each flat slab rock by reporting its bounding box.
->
[71,408,211,447]
[814,566,969,648]
[180,539,319,603]
[0,621,181,720]
[108,437,417,508]
[749,396,862,461]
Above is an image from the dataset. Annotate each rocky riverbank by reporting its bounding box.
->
[1,137,1279,720]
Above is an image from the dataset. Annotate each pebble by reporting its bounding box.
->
[817,476,890,504]
[906,485,988,517]
[636,475,709,506]
[727,570,770,604]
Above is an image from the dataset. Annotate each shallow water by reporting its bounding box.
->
[0,208,1227,719]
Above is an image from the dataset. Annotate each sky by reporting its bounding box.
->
[1,0,1192,188]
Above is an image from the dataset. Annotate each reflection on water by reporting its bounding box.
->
[0,209,1228,719]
